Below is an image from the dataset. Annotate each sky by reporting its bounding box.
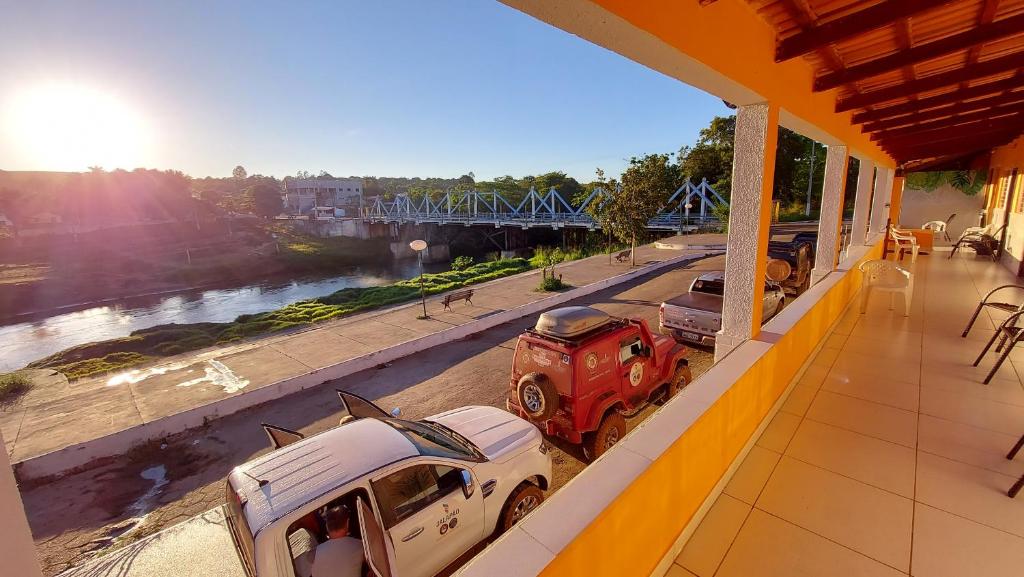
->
[0,0,730,182]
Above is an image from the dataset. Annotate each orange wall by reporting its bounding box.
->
[590,0,895,168]
[537,243,883,577]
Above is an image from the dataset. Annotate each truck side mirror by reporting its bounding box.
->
[460,469,475,499]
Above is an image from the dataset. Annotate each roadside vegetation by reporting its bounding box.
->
[0,372,32,406]
[29,258,532,380]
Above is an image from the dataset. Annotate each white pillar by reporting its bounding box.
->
[0,432,43,577]
[850,158,874,246]
[716,102,778,362]
[868,166,893,237]
[811,145,850,284]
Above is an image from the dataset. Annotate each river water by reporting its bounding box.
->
[0,258,443,372]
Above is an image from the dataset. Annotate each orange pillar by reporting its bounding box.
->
[888,175,905,225]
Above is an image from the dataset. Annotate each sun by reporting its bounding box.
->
[4,83,152,171]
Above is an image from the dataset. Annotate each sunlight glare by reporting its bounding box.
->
[4,83,152,170]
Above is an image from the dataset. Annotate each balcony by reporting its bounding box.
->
[672,253,1024,577]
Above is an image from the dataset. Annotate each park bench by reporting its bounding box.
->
[442,289,474,311]
[615,249,632,262]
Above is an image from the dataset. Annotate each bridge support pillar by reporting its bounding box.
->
[811,144,849,285]
[716,102,778,362]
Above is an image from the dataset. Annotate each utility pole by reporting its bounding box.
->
[805,141,816,217]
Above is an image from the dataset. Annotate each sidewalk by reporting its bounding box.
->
[1,237,721,473]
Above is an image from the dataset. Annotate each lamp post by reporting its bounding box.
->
[684,202,693,234]
[409,239,428,319]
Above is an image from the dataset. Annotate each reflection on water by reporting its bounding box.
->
[0,258,440,372]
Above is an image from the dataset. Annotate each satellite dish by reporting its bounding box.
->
[409,239,427,251]
[765,258,792,282]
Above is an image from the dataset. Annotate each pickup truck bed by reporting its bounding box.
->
[664,292,722,312]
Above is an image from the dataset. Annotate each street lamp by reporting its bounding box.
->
[409,239,429,319]
[684,202,693,233]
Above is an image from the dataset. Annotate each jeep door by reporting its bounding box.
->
[617,329,651,401]
[370,462,485,577]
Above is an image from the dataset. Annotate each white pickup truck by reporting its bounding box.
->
[659,271,785,346]
[61,392,552,577]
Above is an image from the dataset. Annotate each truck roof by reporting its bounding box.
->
[229,418,417,534]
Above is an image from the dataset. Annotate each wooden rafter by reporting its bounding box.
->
[836,52,1024,112]
[861,93,1024,132]
[778,0,850,87]
[814,12,1024,91]
[888,138,1015,162]
[775,0,958,62]
[872,112,1024,142]
[851,76,1024,124]
[877,120,1023,149]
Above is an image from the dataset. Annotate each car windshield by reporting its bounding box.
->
[383,418,484,462]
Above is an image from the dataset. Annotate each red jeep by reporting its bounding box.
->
[506,306,691,460]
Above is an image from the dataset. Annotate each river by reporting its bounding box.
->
[0,258,445,372]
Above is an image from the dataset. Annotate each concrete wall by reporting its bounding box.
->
[0,431,43,577]
[898,183,984,241]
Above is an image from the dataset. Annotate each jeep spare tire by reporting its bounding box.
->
[517,372,558,421]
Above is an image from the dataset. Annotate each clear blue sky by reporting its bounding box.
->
[0,0,730,182]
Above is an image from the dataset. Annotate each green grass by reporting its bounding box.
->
[0,372,32,405]
[29,258,532,380]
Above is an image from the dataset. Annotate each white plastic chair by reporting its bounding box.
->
[889,224,919,264]
[921,220,948,241]
[859,259,914,316]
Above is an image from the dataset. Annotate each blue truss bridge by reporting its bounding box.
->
[363,179,728,232]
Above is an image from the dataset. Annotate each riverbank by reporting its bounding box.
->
[0,221,390,320]
[25,258,533,380]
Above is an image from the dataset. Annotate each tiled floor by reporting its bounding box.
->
[671,253,1024,577]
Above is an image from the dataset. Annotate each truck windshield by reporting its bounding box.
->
[224,480,257,577]
[692,278,725,295]
[384,419,484,461]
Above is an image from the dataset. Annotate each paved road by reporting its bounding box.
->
[25,254,726,576]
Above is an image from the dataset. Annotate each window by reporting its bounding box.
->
[998,173,1010,208]
[383,419,481,461]
[372,464,462,528]
[619,335,643,364]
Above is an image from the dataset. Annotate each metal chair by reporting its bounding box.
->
[950,224,1005,260]
[962,285,1024,337]
[889,224,920,264]
[859,259,913,316]
[973,309,1024,384]
[1008,432,1023,498]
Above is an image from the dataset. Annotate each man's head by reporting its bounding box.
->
[325,505,352,539]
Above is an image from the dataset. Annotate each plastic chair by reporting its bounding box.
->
[859,259,913,316]
[889,225,920,264]
[922,220,950,242]
[973,309,1024,384]
[961,285,1024,337]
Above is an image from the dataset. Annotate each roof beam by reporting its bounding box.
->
[851,75,1024,123]
[889,138,1013,162]
[775,0,958,62]
[878,122,1021,149]
[903,152,988,172]
[814,13,1024,91]
[871,112,1024,141]
[883,128,1019,153]
[836,52,1024,112]
[861,93,1024,132]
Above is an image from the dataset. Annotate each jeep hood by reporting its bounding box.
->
[427,405,541,463]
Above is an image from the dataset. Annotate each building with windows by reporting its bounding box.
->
[284,178,363,216]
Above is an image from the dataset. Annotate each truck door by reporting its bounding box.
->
[337,390,390,420]
[371,463,485,577]
[357,497,394,577]
[617,331,651,402]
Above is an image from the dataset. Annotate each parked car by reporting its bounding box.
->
[506,306,691,461]
[659,271,786,347]
[768,236,815,295]
[223,391,552,577]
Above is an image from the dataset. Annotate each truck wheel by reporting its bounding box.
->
[583,412,626,461]
[667,365,690,399]
[517,373,558,421]
[498,483,544,533]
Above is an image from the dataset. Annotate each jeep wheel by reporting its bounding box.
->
[583,411,626,461]
[667,365,690,399]
[498,483,544,534]
[517,373,558,421]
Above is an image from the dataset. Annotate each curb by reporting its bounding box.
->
[14,250,720,480]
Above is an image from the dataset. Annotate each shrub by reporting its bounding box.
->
[451,255,474,271]
[0,372,31,405]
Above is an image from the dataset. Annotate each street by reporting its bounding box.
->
[24,254,725,576]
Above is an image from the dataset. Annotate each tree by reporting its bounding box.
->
[232,165,247,181]
[250,183,283,218]
[591,155,678,266]
[679,116,734,195]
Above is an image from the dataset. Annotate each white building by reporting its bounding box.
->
[285,178,363,216]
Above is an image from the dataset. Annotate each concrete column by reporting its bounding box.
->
[811,144,850,284]
[850,159,874,246]
[888,175,905,225]
[716,102,778,362]
[0,432,43,577]
[868,166,893,237]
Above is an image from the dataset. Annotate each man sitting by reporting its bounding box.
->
[312,505,365,577]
